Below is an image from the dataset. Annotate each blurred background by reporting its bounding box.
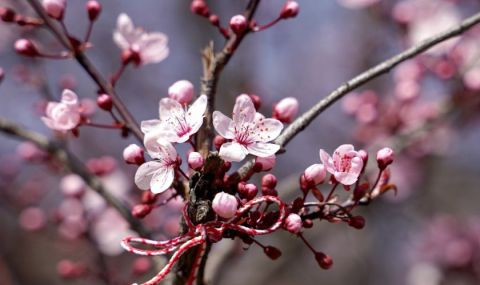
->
[1,0,480,284]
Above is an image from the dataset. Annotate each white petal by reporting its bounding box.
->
[233,94,256,125]
[334,171,358,186]
[319,149,336,174]
[333,144,354,159]
[140,119,161,134]
[61,89,78,106]
[246,142,280,158]
[186,95,207,134]
[159,97,183,122]
[113,13,134,49]
[157,139,177,161]
[252,118,283,142]
[213,111,234,139]
[143,124,179,146]
[134,161,164,190]
[219,142,248,162]
[139,33,169,64]
[150,167,175,194]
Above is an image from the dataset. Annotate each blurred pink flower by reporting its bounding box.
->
[41,89,81,132]
[113,13,169,65]
[337,0,380,9]
[320,144,364,185]
[213,94,283,162]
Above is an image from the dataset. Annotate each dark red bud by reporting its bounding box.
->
[209,14,219,26]
[348,216,365,230]
[141,191,158,204]
[96,94,113,111]
[303,219,313,228]
[86,1,101,21]
[261,187,278,197]
[132,204,152,219]
[261,174,277,189]
[191,0,209,17]
[315,252,333,269]
[264,246,282,260]
[0,7,16,22]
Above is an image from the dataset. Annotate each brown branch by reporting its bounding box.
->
[233,11,480,181]
[24,0,144,143]
[0,117,150,238]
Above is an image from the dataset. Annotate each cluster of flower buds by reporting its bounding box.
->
[0,6,43,26]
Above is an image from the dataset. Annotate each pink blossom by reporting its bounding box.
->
[284,213,302,234]
[135,138,177,194]
[41,89,81,132]
[19,207,46,232]
[123,144,145,165]
[320,144,364,186]
[60,174,87,197]
[141,95,207,144]
[212,192,238,219]
[376,147,394,169]
[255,155,276,171]
[213,94,283,162]
[113,13,169,65]
[304,163,327,185]
[168,80,194,105]
[42,0,66,20]
[188,151,204,170]
[273,97,299,123]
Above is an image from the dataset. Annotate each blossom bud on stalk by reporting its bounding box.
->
[273,97,299,123]
[123,144,145,165]
[304,164,326,185]
[261,174,277,189]
[190,0,209,16]
[212,192,238,219]
[284,213,302,234]
[348,216,366,229]
[264,246,282,260]
[96,94,113,111]
[168,80,194,105]
[0,7,16,22]
[14,39,39,57]
[132,204,152,219]
[42,0,66,20]
[188,151,204,170]
[376,147,394,170]
[255,155,276,171]
[230,15,247,34]
[315,252,333,269]
[86,1,101,21]
[280,1,300,19]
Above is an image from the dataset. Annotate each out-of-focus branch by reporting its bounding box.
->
[24,0,144,143]
[0,117,150,238]
[196,0,261,154]
[233,11,480,181]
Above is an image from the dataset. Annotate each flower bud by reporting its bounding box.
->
[255,155,276,171]
[0,7,16,22]
[229,15,247,35]
[141,191,158,204]
[264,246,282,260]
[284,213,302,234]
[188,151,204,170]
[248,94,262,110]
[304,164,326,185]
[132,204,152,219]
[212,192,238,219]
[213,135,226,150]
[261,174,277,189]
[123,144,145,165]
[273,97,299,123]
[357,149,368,164]
[261,187,278,197]
[132,257,152,276]
[0,67,4,84]
[242,183,258,200]
[14,39,39,57]
[86,1,101,21]
[376,147,394,170]
[168,80,194,105]
[42,0,66,20]
[348,216,365,229]
[190,0,209,16]
[209,14,219,26]
[96,94,113,111]
[280,1,299,19]
[315,252,333,269]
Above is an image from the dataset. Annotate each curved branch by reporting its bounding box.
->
[234,11,480,181]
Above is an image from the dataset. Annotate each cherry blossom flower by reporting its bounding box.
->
[213,94,283,162]
[41,89,81,132]
[319,144,364,186]
[141,95,207,144]
[113,13,169,65]
[134,137,178,194]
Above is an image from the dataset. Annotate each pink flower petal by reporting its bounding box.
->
[246,142,280,158]
[61,89,78,106]
[252,118,283,142]
[319,149,336,174]
[219,142,248,162]
[140,119,161,134]
[150,167,174,194]
[159,97,183,122]
[139,33,169,64]
[213,111,235,139]
[113,13,135,49]
[334,171,358,186]
[134,161,164,190]
[186,95,207,134]
[233,94,255,125]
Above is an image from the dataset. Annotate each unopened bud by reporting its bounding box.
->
[273,97,299,123]
[358,149,368,164]
[242,183,258,200]
[280,1,299,19]
[132,204,152,219]
[284,213,302,234]
[15,39,39,57]
[86,1,101,21]
[168,80,194,105]
[96,94,113,111]
[261,174,277,189]
[123,144,145,165]
[188,151,204,170]
[248,94,262,110]
[376,147,394,169]
[264,246,282,260]
[229,15,247,34]
[132,257,152,276]
[261,187,278,197]
[42,0,66,20]
[304,164,326,185]
[315,252,333,269]
[191,0,209,16]
[348,216,365,229]
[0,7,16,22]
[214,135,226,150]
[212,192,238,219]
[255,155,276,171]
[209,14,219,26]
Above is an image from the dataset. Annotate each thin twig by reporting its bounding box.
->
[0,117,150,238]
[233,11,480,181]
[24,0,144,143]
